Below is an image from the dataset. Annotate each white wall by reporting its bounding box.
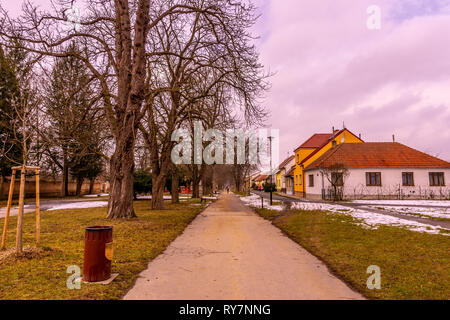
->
[305,167,450,199]
[280,158,295,190]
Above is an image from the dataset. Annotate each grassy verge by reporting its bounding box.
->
[253,208,450,300]
[0,199,204,300]
[253,208,281,221]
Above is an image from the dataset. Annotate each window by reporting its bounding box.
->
[331,173,344,186]
[299,174,302,185]
[309,174,314,187]
[295,175,298,185]
[297,154,300,163]
[366,172,381,186]
[429,172,445,186]
[402,172,414,186]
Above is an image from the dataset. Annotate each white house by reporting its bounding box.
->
[303,142,450,200]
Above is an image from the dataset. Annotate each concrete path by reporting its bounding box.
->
[124,193,364,300]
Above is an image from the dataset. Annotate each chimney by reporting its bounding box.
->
[332,126,335,135]
[359,133,361,139]
[392,134,395,143]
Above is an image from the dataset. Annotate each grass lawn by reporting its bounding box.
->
[253,207,450,300]
[0,199,205,300]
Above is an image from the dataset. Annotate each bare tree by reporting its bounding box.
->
[0,0,268,216]
[138,1,268,209]
[320,163,350,201]
[0,0,246,217]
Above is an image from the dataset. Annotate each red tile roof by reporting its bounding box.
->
[278,155,295,169]
[255,174,269,182]
[300,128,363,165]
[305,143,450,170]
[286,165,296,176]
[295,133,334,151]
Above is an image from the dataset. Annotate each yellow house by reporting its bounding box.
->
[276,171,282,190]
[293,128,363,197]
[276,155,295,192]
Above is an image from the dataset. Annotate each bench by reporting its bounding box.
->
[201,196,218,203]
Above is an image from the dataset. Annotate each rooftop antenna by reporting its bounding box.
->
[343,121,346,129]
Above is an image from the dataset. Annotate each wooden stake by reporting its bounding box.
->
[35,169,40,247]
[1,169,16,250]
[15,168,26,253]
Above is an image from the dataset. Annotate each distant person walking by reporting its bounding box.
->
[226,186,230,194]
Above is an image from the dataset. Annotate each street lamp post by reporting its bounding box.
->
[268,136,274,206]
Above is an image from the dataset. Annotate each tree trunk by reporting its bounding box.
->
[151,175,166,210]
[61,154,69,197]
[106,131,136,219]
[75,177,84,196]
[0,175,4,201]
[89,178,95,194]
[171,170,179,204]
[202,170,213,196]
[192,165,200,199]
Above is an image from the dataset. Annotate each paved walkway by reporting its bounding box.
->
[124,193,364,300]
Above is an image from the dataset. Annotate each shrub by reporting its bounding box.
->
[263,183,276,192]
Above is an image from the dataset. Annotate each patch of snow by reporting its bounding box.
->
[47,201,108,211]
[240,194,284,212]
[137,195,172,200]
[290,202,449,236]
[369,206,450,220]
[352,200,450,207]
[83,193,109,198]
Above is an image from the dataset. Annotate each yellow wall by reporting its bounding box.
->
[276,172,282,190]
[293,148,315,193]
[293,130,363,195]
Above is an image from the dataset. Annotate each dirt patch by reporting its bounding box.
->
[0,246,56,265]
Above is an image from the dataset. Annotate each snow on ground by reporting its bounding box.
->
[136,195,192,200]
[240,194,284,212]
[83,193,109,198]
[137,195,172,200]
[291,202,449,235]
[47,201,108,211]
[352,200,450,207]
[369,206,450,220]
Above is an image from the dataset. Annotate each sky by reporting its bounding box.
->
[2,0,450,162]
[251,0,450,161]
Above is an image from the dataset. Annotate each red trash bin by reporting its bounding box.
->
[83,226,113,282]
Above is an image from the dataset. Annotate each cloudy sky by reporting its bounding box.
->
[252,0,450,161]
[2,0,450,161]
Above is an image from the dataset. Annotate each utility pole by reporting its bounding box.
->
[268,136,274,206]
